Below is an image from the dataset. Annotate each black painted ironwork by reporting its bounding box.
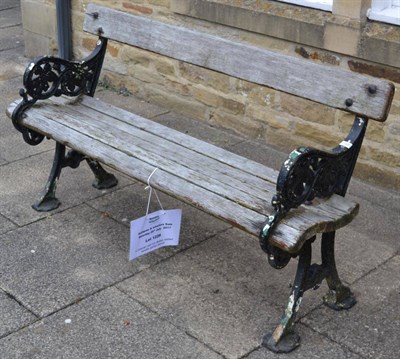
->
[11,37,108,145]
[63,149,86,169]
[263,231,356,353]
[321,232,356,310]
[33,145,118,212]
[263,239,312,353]
[260,116,368,268]
[10,35,118,211]
[260,118,365,352]
[32,142,65,211]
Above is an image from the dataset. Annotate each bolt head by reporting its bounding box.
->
[368,85,377,94]
[345,98,353,107]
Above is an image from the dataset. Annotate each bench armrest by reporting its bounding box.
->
[260,116,368,267]
[11,37,107,145]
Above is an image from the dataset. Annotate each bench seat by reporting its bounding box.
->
[7,96,359,254]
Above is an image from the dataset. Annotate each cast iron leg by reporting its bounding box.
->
[322,232,356,310]
[32,142,65,212]
[86,159,118,189]
[262,239,312,353]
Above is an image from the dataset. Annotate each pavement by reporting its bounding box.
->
[0,1,399,358]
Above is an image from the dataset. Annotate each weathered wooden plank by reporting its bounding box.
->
[63,100,277,197]
[269,200,358,252]
[34,103,273,214]
[40,101,355,232]
[7,101,266,235]
[80,96,280,183]
[71,97,360,236]
[84,4,394,121]
[6,100,360,253]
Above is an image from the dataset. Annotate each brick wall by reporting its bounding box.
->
[21,0,400,190]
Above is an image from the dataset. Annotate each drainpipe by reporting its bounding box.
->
[56,0,72,60]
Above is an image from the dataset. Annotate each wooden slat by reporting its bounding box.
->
[83,4,394,121]
[61,101,277,198]
[79,96,280,184]
[6,100,359,253]
[6,100,266,235]
[34,103,273,214]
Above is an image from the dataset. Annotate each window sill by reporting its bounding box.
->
[171,0,400,68]
[279,0,332,12]
[368,6,400,26]
[171,0,331,48]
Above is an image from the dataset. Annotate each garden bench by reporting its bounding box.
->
[6,3,394,353]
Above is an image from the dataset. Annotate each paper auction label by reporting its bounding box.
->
[129,209,182,260]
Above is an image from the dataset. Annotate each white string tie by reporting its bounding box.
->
[145,168,164,216]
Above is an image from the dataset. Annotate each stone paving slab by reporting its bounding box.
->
[0,27,23,53]
[0,213,15,235]
[246,324,362,359]
[117,230,286,358]
[229,139,287,171]
[0,287,223,359]
[117,221,396,358]
[0,47,26,80]
[302,255,400,359]
[0,150,131,226]
[346,192,400,251]
[116,229,329,358]
[0,7,21,30]
[88,183,231,255]
[0,102,54,163]
[0,289,37,338]
[348,177,400,213]
[0,0,18,11]
[313,227,396,285]
[0,204,160,317]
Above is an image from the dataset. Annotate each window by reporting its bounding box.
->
[368,0,400,25]
[278,0,332,11]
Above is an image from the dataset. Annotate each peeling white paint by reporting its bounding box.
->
[340,140,353,149]
[295,297,302,312]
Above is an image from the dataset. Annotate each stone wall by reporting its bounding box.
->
[21,0,400,190]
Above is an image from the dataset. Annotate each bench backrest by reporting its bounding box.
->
[83,3,394,122]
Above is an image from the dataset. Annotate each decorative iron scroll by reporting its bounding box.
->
[260,117,368,268]
[12,37,108,146]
